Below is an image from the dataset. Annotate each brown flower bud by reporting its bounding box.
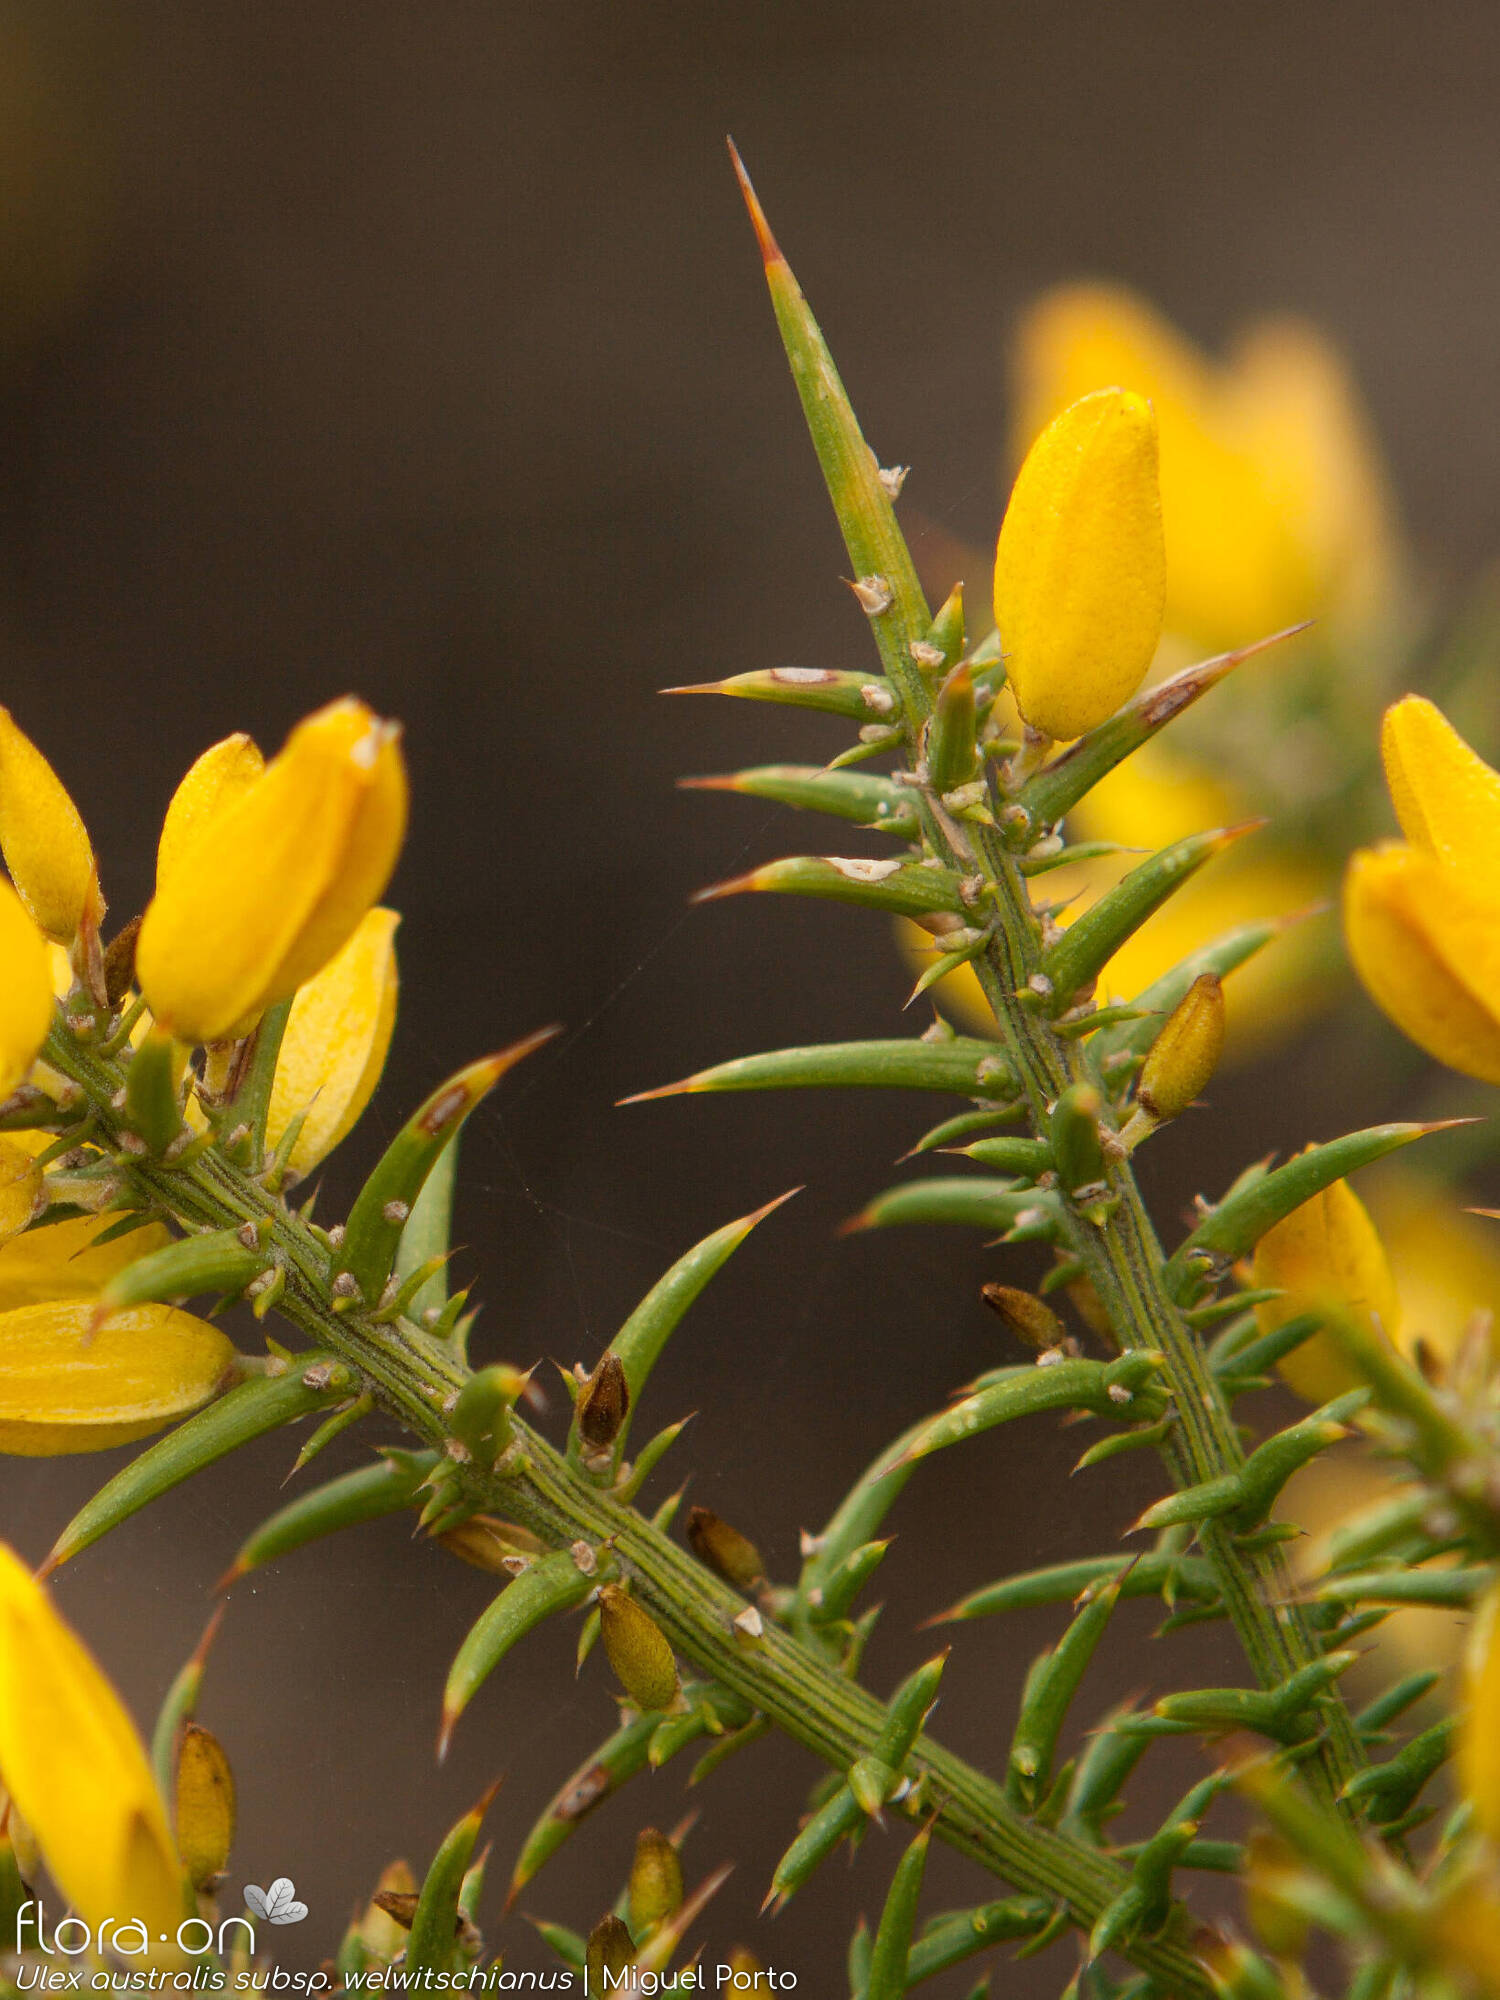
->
[577,1352,630,1453]
[585,1913,635,1982]
[1137,973,1225,1123]
[436,1514,546,1574]
[980,1283,1066,1350]
[175,1724,235,1892]
[686,1506,766,1592]
[598,1584,680,1712]
[627,1827,684,1937]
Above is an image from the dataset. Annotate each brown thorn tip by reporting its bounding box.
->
[726,139,782,266]
[738,1185,804,1231]
[470,1774,504,1818]
[436,1710,457,1764]
[690,870,758,905]
[1417,1116,1482,1133]
[835,1207,874,1237]
[33,1551,59,1583]
[616,1077,697,1106]
[677,774,739,792]
[211,1562,244,1596]
[660,680,726,696]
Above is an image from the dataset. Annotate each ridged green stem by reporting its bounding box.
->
[43,1025,1215,1997]
[915,783,1365,1807]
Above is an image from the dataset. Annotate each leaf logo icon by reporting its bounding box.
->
[243,1879,309,1925]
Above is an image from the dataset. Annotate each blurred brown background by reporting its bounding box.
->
[3,2,1499,1987]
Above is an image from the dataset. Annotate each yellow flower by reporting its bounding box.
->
[907,740,1327,1054]
[0,1204,171,1310]
[0,708,102,946]
[0,1542,185,1958]
[266,906,399,1175]
[0,1300,234,1454]
[1345,697,1500,1082]
[1461,1583,1500,1846]
[0,1137,42,1244]
[1251,1173,1401,1404]
[993,388,1165,741]
[155,730,265,889]
[1369,1168,1500,1374]
[136,697,407,1045]
[0,877,56,1099]
[1011,284,1401,649]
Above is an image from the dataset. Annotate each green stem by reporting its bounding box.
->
[925,803,1364,1806]
[43,1025,1216,1998]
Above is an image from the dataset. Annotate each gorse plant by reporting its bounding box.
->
[1,151,1500,1999]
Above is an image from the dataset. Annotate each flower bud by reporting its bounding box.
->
[1049,1082,1107,1193]
[575,1351,630,1456]
[137,697,407,1044]
[0,1139,42,1246]
[685,1506,766,1591]
[585,1913,635,1982]
[993,388,1165,740]
[924,662,979,796]
[175,1723,235,1892]
[0,1300,234,1454]
[156,732,266,890]
[597,1585,680,1712]
[0,710,101,945]
[265,907,400,1174]
[1251,1172,1399,1404]
[979,1283,1067,1351]
[0,1543,186,1960]
[436,1515,545,1574]
[0,881,54,1101]
[1136,973,1225,1122]
[627,1827,683,1937]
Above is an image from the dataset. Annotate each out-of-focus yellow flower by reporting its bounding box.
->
[1369,1169,1500,1374]
[0,1138,42,1245]
[266,906,399,1176]
[0,878,55,1099]
[155,730,265,889]
[0,1212,171,1312]
[1461,1584,1500,1845]
[993,388,1165,740]
[907,740,1327,1053]
[1345,697,1500,1082]
[136,698,407,1045]
[0,709,101,947]
[1011,284,1401,649]
[1251,1173,1400,1404]
[0,1300,233,1453]
[1279,1451,1465,1690]
[0,1542,186,1959]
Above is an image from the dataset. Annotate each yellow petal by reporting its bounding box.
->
[0,1212,171,1311]
[0,708,100,944]
[994,388,1165,740]
[266,906,399,1174]
[1462,1583,1500,1845]
[0,1542,185,1957]
[1227,315,1403,634]
[0,1138,42,1244]
[0,879,55,1099]
[1379,695,1500,865]
[0,1299,233,1453]
[1344,843,1500,1083]
[1010,286,1308,649]
[135,697,407,1044]
[156,731,265,888]
[1252,1173,1401,1404]
[1371,1170,1500,1372]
